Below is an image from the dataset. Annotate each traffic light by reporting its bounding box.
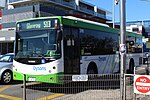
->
[115,0,119,5]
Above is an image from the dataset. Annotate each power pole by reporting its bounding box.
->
[119,0,126,100]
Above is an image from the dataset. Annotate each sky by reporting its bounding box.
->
[86,0,150,22]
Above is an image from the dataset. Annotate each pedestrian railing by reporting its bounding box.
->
[21,73,150,100]
[22,74,120,100]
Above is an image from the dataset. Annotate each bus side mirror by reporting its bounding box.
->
[127,41,134,46]
[129,41,134,46]
[57,30,62,41]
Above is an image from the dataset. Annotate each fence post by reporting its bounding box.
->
[133,67,136,100]
[124,74,126,100]
[23,74,26,100]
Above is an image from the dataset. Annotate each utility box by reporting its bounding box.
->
[0,0,6,9]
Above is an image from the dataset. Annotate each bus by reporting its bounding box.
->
[125,32,143,73]
[13,16,143,83]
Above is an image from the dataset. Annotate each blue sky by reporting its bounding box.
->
[87,0,150,22]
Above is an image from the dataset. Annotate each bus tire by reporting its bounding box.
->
[87,63,98,74]
[128,59,134,74]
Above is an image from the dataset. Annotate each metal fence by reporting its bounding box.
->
[125,74,150,100]
[124,74,134,100]
[21,74,150,100]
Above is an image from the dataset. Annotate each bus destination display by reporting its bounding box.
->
[17,19,59,31]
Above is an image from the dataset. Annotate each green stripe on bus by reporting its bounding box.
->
[13,71,64,84]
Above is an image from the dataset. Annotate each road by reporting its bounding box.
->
[0,81,66,100]
[135,65,147,75]
[0,76,121,100]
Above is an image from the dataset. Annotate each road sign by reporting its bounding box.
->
[119,44,126,55]
[134,75,150,94]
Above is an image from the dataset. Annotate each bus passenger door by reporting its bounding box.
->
[64,27,80,75]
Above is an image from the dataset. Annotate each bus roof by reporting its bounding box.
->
[63,16,109,27]
[16,16,143,38]
[61,16,119,34]
[126,31,142,38]
[16,16,119,34]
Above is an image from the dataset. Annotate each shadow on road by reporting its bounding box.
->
[0,80,23,85]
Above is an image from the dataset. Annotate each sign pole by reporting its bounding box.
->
[120,0,126,100]
[112,0,115,28]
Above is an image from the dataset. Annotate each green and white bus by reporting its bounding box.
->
[124,32,143,74]
[13,16,143,83]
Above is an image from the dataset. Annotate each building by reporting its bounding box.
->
[0,0,14,54]
[0,0,112,54]
[126,25,143,34]
[126,20,150,37]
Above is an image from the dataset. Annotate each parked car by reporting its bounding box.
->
[0,55,3,58]
[0,53,14,84]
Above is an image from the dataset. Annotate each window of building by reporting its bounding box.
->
[132,28,139,32]
[0,42,14,54]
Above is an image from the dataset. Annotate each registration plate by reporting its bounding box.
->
[28,78,36,81]
[72,75,88,81]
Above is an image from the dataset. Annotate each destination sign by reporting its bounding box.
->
[17,18,60,31]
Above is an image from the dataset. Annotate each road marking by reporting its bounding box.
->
[0,94,22,100]
[38,93,64,100]
[0,85,12,92]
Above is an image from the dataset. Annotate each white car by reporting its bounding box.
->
[0,53,14,84]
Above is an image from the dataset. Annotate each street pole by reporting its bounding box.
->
[112,0,115,28]
[120,0,126,100]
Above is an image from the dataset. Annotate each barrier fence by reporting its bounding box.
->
[21,74,150,100]
[125,74,150,100]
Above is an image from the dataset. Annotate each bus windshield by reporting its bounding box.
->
[15,29,61,59]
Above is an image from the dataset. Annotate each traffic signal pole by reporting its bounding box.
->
[119,0,126,100]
